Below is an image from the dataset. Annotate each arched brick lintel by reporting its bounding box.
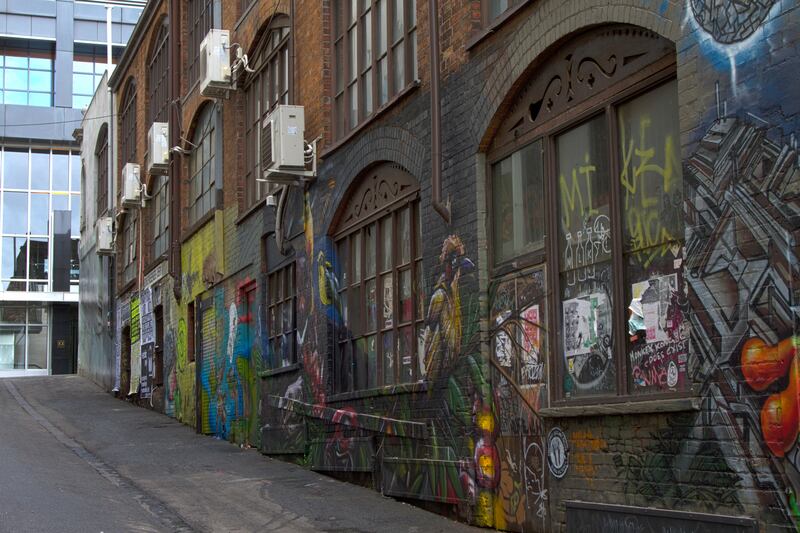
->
[474,1,683,150]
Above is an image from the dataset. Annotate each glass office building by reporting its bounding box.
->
[0,2,141,376]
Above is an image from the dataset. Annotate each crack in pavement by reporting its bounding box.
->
[3,380,197,533]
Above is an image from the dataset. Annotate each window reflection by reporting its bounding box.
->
[0,40,54,107]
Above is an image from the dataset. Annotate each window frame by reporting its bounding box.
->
[331,164,422,395]
[266,262,297,370]
[149,174,169,260]
[121,212,137,284]
[244,18,292,208]
[481,0,525,26]
[187,0,215,86]
[487,32,682,406]
[147,19,170,124]
[332,0,418,139]
[95,125,109,218]
[187,104,219,226]
[119,79,137,166]
[0,39,55,107]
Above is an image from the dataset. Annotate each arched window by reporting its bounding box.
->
[244,17,291,207]
[487,25,684,401]
[119,79,137,165]
[95,124,108,217]
[148,19,169,124]
[331,163,423,393]
[188,0,215,84]
[150,175,169,259]
[188,104,218,225]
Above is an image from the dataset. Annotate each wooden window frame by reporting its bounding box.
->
[150,174,169,260]
[332,0,417,139]
[331,164,422,395]
[486,26,685,407]
[267,262,297,369]
[119,79,137,165]
[147,20,170,124]
[95,125,109,217]
[122,212,137,284]
[244,19,291,207]
[188,0,214,85]
[187,105,218,226]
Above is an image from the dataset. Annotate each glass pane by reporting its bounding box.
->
[73,95,91,109]
[29,57,51,70]
[489,0,509,21]
[415,260,424,319]
[28,92,51,107]
[0,305,26,324]
[492,139,545,264]
[348,284,362,336]
[30,150,49,190]
[398,325,413,383]
[392,0,404,41]
[5,56,26,69]
[28,306,47,325]
[73,73,95,95]
[52,151,70,191]
[378,57,388,105]
[398,206,410,264]
[348,28,357,82]
[618,80,682,255]
[29,70,51,92]
[382,330,394,385]
[71,154,81,192]
[349,84,358,127]
[29,194,48,235]
[52,194,68,212]
[338,340,352,392]
[352,231,361,283]
[367,334,377,389]
[381,273,393,328]
[28,238,48,280]
[365,223,376,277]
[556,115,615,398]
[71,202,80,237]
[392,42,404,91]
[335,40,344,92]
[380,216,392,271]
[3,192,28,234]
[365,278,377,332]
[364,67,373,115]
[74,60,93,73]
[5,69,26,90]
[410,29,417,80]
[363,8,372,65]
[377,0,387,54]
[2,237,26,279]
[399,268,412,323]
[5,91,27,105]
[355,337,368,389]
[27,325,47,370]
[4,149,29,189]
[0,326,26,370]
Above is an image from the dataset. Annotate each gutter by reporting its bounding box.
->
[428,0,450,224]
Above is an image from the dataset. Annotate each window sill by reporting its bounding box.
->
[260,362,301,378]
[465,0,534,51]
[236,198,265,226]
[539,395,701,418]
[320,80,421,159]
[180,210,217,244]
[144,255,168,278]
[327,380,429,403]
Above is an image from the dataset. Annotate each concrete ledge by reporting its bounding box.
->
[538,396,701,418]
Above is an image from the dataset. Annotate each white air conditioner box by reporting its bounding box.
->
[121,163,141,207]
[147,122,169,175]
[96,217,114,255]
[262,105,305,172]
[200,29,231,98]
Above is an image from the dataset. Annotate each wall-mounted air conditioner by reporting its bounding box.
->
[262,105,305,172]
[147,122,169,175]
[96,217,114,255]
[200,29,231,98]
[121,163,141,207]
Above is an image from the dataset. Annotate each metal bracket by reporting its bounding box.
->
[258,138,319,187]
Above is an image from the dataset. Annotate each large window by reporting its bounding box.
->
[188,0,215,85]
[483,0,524,25]
[488,26,684,403]
[188,105,218,225]
[0,39,53,107]
[332,164,423,393]
[96,126,109,217]
[0,147,81,292]
[245,20,290,207]
[150,175,169,259]
[148,21,170,124]
[119,80,137,166]
[122,212,137,284]
[333,0,418,138]
[267,263,296,369]
[73,44,122,109]
[0,305,48,370]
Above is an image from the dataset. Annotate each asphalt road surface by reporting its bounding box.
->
[0,376,482,533]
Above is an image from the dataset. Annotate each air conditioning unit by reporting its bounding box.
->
[121,163,141,207]
[262,105,305,173]
[147,122,169,175]
[96,217,114,255]
[200,29,231,98]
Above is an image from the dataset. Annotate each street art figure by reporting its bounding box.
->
[424,235,474,381]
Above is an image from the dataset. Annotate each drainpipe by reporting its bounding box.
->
[428,0,450,224]
[168,0,182,298]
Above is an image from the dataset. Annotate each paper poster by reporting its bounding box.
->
[640,273,678,344]
[521,304,540,355]
[140,288,155,346]
[494,330,513,368]
[563,297,592,357]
